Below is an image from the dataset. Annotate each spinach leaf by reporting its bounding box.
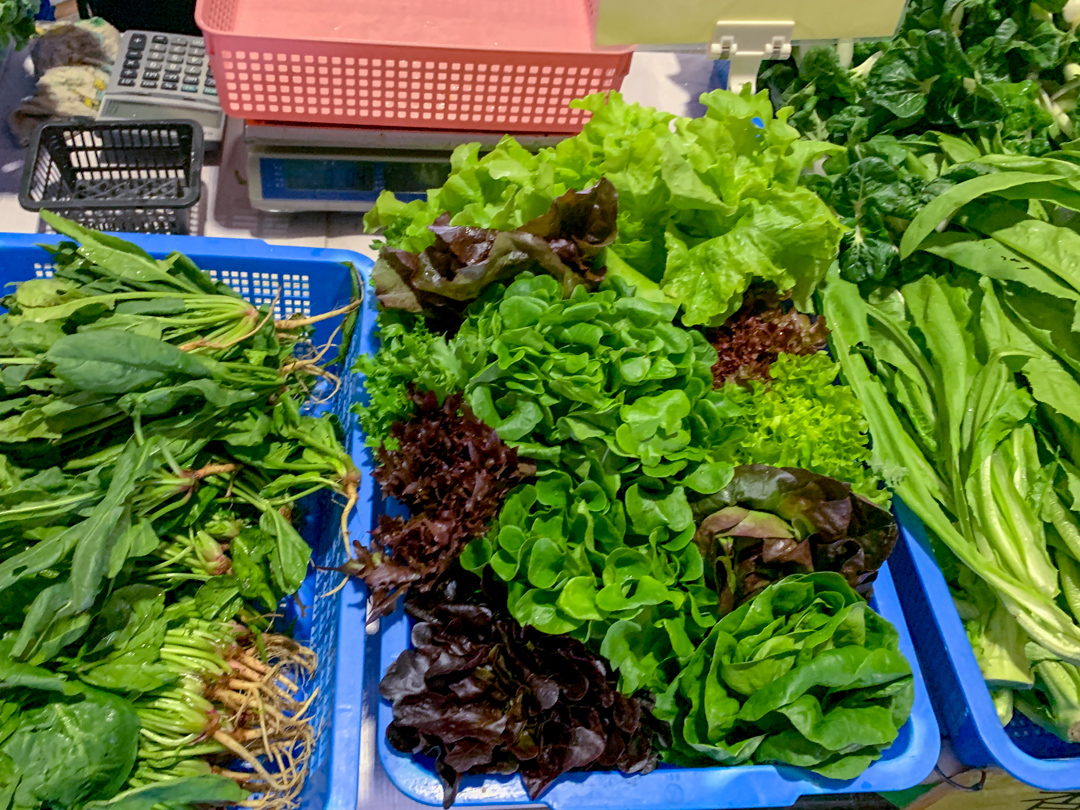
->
[0,686,139,810]
[46,332,214,395]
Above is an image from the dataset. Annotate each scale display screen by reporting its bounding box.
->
[384,162,452,192]
[259,156,452,203]
[281,159,374,192]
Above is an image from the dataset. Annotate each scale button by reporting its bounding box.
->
[164,71,180,82]
[118,77,136,87]
[181,84,198,93]
[120,67,138,79]
[162,81,178,91]
[128,34,146,49]
[141,79,159,89]
[152,35,168,44]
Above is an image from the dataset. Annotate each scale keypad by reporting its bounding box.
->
[107,30,218,100]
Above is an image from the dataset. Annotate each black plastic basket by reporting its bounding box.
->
[19,119,204,235]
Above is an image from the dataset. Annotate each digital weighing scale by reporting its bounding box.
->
[244,122,564,213]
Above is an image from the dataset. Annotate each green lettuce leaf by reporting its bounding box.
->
[654,572,913,778]
[365,89,843,327]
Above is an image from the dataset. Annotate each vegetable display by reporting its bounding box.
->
[355,89,911,801]
[824,162,1080,737]
[759,0,1080,289]
[0,214,360,810]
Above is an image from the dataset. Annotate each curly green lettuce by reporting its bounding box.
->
[365,89,843,327]
[351,310,464,450]
[719,352,886,503]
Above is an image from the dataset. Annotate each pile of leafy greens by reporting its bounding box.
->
[356,86,910,798]
[759,0,1080,289]
[380,570,669,807]
[716,352,885,503]
[708,290,828,387]
[655,573,913,778]
[691,465,898,615]
[0,214,359,810]
[823,158,1080,737]
[365,89,844,327]
[343,390,532,616]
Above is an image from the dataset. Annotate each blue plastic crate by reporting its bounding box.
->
[0,232,372,810]
[353,403,940,805]
[891,501,1080,790]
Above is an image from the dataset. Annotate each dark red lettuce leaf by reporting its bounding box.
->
[340,390,531,617]
[372,179,617,319]
[380,571,670,807]
[691,464,898,613]
[708,291,828,388]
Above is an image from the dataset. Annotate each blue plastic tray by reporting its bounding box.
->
[891,501,1080,790]
[360,469,940,803]
[0,232,373,810]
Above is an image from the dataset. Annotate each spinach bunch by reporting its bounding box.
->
[0,215,360,810]
[654,573,913,778]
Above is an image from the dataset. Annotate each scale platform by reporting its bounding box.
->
[244,121,566,213]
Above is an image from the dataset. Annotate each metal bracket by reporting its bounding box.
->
[709,20,794,93]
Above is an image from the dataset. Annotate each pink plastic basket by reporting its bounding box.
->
[195,0,634,133]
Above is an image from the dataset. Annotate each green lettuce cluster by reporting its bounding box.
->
[447,273,739,692]
[352,310,462,449]
[719,352,885,503]
[365,90,843,327]
[655,573,914,778]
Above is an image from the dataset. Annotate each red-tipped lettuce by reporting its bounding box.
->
[691,464,898,613]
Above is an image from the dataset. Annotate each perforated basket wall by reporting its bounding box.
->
[195,0,633,133]
[0,232,371,810]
